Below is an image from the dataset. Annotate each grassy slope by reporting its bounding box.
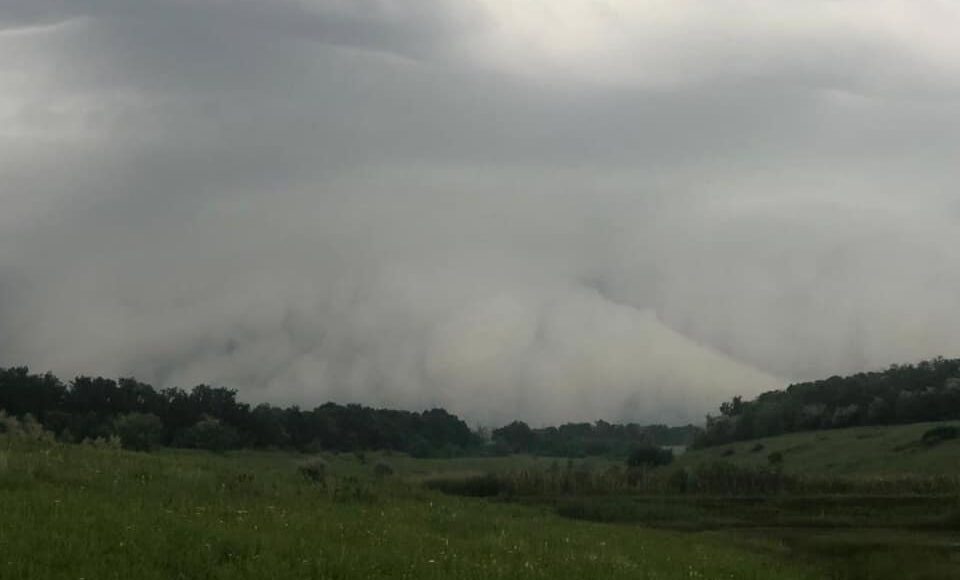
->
[677,421,960,476]
[0,436,816,580]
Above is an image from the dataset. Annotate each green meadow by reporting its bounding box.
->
[0,434,814,580]
[677,421,960,476]
[4,423,960,579]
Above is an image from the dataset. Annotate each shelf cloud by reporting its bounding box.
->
[3,1,960,425]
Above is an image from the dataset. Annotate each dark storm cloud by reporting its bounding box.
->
[2,1,960,425]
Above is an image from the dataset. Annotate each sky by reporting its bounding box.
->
[2,1,960,426]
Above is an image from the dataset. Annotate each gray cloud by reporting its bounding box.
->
[2,1,960,425]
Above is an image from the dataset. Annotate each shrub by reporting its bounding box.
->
[687,461,791,495]
[177,418,240,453]
[0,411,12,435]
[921,425,959,446]
[84,435,122,450]
[299,457,328,484]
[408,437,437,459]
[1,413,54,443]
[721,448,735,457]
[114,413,164,451]
[332,476,378,503]
[750,443,765,453]
[767,451,784,466]
[626,445,674,469]
[373,461,394,478]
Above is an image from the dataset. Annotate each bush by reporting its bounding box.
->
[299,457,328,484]
[114,413,163,451]
[921,425,959,446]
[687,461,791,495]
[750,443,765,453]
[0,413,54,443]
[626,445,674,469]
[177,418,240,453]
[767,451,784,466]
[373,461,394,478]
[332,476,378,503]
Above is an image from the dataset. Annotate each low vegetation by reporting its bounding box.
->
[679,420,960,477]
[5,358,960,577]
[0,432,823,579]
[423,428,960,578]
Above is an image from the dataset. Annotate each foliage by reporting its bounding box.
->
[373,461,394,478]
[492,420,699,457]
[0,367,476,455]
[177,418,241,453]
[0,412,54,443]
[1,366,701,458]
[298,457,328,484]
[115,413,164,451]
[626,445,674,468]
[696,357,960,447]
[920,425,958,446]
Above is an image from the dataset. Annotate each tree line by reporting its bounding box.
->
[0,366,696,456]
[491,420,697,457]
[695,357,960,447]
[0,367,475,455]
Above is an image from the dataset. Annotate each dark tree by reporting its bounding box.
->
[115,413,164,451]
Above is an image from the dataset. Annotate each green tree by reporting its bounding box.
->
[115,413,164,451]
[177,418,240,453]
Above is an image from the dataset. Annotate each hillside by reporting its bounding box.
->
[697,357,960,447]
[678,420,960,477]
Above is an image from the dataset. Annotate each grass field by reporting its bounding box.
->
[0,434,819,579]
[421,422,960,579]
[3,425,960,579]
[677,421,960,476]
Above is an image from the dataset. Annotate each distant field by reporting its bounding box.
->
[677,421,960,476]
[0,435,816,579]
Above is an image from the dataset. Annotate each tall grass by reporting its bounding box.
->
[0,434,821,579]
[424,460,960,499]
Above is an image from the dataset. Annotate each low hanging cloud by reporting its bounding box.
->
[2,1,960,425]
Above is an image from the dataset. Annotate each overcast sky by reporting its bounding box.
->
[3,1,960,426]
